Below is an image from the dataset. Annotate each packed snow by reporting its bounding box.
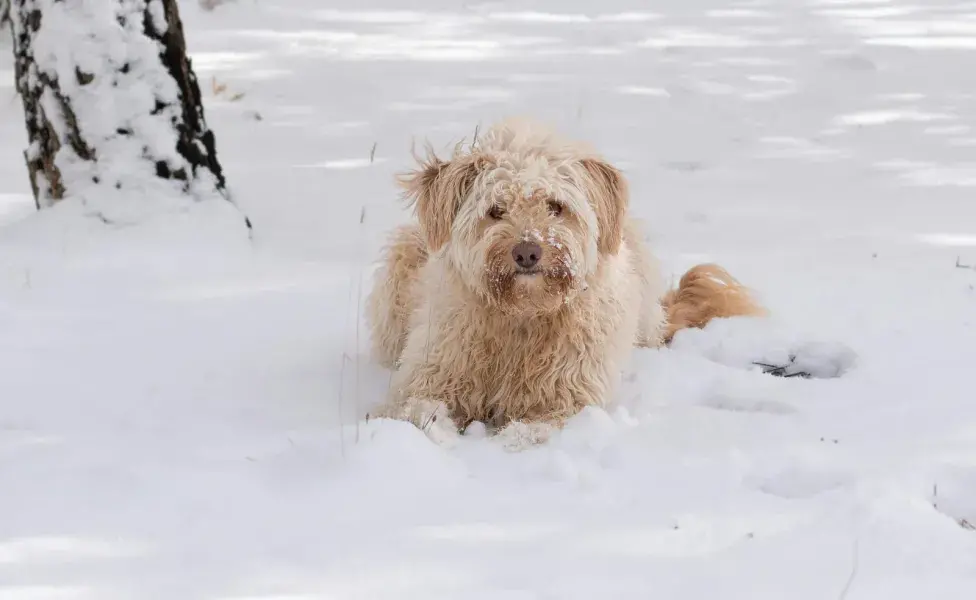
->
[2,0,976,598]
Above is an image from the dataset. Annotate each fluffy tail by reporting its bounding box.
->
[660,263,765,344]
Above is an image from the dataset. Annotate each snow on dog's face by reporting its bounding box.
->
[399,119,628,316]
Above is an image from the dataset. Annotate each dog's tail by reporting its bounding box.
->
[660,263,765,344]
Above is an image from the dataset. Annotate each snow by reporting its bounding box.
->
[2,0,976,598]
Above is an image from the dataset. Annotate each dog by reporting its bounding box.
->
[366,118,763,448]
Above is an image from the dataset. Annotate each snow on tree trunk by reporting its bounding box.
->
[11,0,227,211]
[1,0,10,29]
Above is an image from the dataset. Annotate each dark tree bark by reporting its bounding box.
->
[11,0,227,210]
[153,0,226,191]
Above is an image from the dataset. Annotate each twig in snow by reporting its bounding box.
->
[337,351,348,458]
[354,207,367,444]
[338,261,361,459]
[355,285,363,445]
[753,355,812,379]
[838,539,859,600]
[956,256,974,270]
[421,407,439,433]
[369,142,377,164]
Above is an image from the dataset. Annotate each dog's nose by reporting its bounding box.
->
[512,241,543,270]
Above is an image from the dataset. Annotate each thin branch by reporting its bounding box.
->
[337,352,348,458]
[753,356,812,379]
[354,207,366,444]
[838,539,860,600]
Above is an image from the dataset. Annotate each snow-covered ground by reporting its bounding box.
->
[2,0,976,597]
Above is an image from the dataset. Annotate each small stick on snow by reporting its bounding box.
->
[369,142,377,164]
[420,404,443,434]
[338,254,361,457]
[956,256,974,270]
[838,539,859,600]
[354,207,367,444]
[337,351,348,458]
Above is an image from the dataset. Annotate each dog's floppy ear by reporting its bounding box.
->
[398,144,484,252]
[581,157,628,254]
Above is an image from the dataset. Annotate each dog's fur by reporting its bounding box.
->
[366,118,763,446]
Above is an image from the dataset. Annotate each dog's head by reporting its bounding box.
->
[399,118,628,316]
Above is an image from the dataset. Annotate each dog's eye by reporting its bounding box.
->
[488,205,505,220]
[547,201,563,217]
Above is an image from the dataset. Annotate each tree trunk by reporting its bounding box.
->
[10,0,227,210]
[1,0,9,28]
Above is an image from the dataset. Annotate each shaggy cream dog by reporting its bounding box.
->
[366,118,762,448]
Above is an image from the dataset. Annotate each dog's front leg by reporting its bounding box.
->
[491,381,599,452]
[494,420,558,452]
[405,397,462,447]
[375,396,462,448]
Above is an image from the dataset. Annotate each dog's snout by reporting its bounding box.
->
[512,241,543,270]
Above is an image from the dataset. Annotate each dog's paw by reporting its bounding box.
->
[494,421,555,452]
[401,397,461,448]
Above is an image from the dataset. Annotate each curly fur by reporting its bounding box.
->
[365,118,763,447]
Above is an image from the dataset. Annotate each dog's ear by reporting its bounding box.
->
[581,157,628,254]
[398,145,484,252]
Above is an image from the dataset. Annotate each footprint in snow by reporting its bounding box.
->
[751,341,857,379]
[669,318,858,380]
[930,464,976,532]
[749,463,854,499]
[700,391,797,415]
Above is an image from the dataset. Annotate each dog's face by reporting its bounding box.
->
[400,122,628,316]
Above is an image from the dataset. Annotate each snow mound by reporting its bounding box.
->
[670,315,859,379]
